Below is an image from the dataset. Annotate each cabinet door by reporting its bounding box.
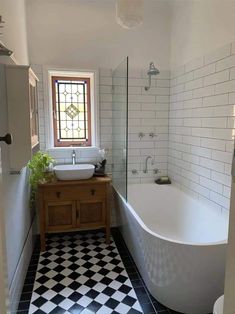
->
[77,199,106,228]
[45,201,77,232]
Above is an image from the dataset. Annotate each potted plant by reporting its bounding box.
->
[27,151,55,208]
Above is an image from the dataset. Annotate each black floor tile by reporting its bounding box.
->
[131,278,144,288]
[140,302,156,314]
[21,284,34,294]
[128,309,145,314]
[152,300,168,311]
[126,265,138,274]
[129,272,141,280]
[23,276,36,285]
[19,292,33,302]
[134,287,152,304]
[17,300,31,311]
[122,258,135,268]
[69,303,85,313]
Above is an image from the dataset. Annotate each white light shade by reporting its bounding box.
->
[116,0,143,29]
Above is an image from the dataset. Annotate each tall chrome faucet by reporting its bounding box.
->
[143,155,153,173]
[72,150,76,165]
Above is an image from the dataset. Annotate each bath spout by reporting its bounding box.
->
[143,155,153,173]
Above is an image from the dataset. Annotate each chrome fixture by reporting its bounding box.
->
[153,168,159,174]
[116,0,143,29]
[149,132,157,138]
[132,169,138,175]
[72,150,76,165]
[138,132,145,139]
[143,155,154,173]
[145,62,160,91]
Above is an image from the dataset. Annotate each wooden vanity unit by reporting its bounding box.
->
[38,176,111,251]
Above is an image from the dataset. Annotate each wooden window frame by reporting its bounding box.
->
[51,76,92,147]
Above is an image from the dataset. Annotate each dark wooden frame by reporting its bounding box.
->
[51,76,92,147]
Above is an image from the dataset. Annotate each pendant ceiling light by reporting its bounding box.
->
[116,0,144,29]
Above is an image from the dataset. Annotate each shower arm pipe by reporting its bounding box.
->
[145,75,152,91]
[144,61,159,91]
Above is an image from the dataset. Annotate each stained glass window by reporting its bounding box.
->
[52,76,91,147]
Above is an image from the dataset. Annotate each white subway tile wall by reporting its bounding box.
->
[99,68,113,175]
[169,41,235,212]
[127,69,170,184]
[32,40,235,214]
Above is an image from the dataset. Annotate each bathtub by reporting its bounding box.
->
[114,183,229,314]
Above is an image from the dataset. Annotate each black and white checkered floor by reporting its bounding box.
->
[29,232,142,314]
[17,229,184,314]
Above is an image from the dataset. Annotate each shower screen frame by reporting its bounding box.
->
[112,57,129,201]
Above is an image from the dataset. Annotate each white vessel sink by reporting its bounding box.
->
[54,164,95,180]
[213,295,224,314]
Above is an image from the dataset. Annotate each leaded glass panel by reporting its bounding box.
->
[52,76,91,146]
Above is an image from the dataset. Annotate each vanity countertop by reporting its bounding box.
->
[38,176,111,187]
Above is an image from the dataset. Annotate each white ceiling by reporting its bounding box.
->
[26,0,171,69]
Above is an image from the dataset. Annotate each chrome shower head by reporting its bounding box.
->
[145,62,160,91]
[147,62,160,76]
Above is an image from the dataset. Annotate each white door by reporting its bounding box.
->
[0,65,11,313]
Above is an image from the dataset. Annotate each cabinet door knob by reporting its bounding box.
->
[91,189,96,196]
[56,191,61,198]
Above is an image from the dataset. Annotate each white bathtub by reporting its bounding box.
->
[114,184,229,314]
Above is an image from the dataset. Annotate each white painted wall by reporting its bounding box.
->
[0,0,34,311]
[26,0,171,70]
[170,0,235,68]
[4,169,32,285]
[0,0,29,65]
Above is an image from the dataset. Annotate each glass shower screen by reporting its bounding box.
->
[112,57,128,200]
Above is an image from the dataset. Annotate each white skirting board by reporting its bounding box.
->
[8,216,37,313]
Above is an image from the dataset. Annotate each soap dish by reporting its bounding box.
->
[155,176,171,185]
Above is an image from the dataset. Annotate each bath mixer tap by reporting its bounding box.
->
[143,156,154,173]
[72,150,76,165]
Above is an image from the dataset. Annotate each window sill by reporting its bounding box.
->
[47,146,99,151]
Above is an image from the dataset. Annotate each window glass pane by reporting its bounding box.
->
[52,76,91,146]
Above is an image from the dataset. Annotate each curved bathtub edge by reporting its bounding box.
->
[118,190,227,247]
[114,187,227,314]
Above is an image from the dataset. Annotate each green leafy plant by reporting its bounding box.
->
[27,151,55,207]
